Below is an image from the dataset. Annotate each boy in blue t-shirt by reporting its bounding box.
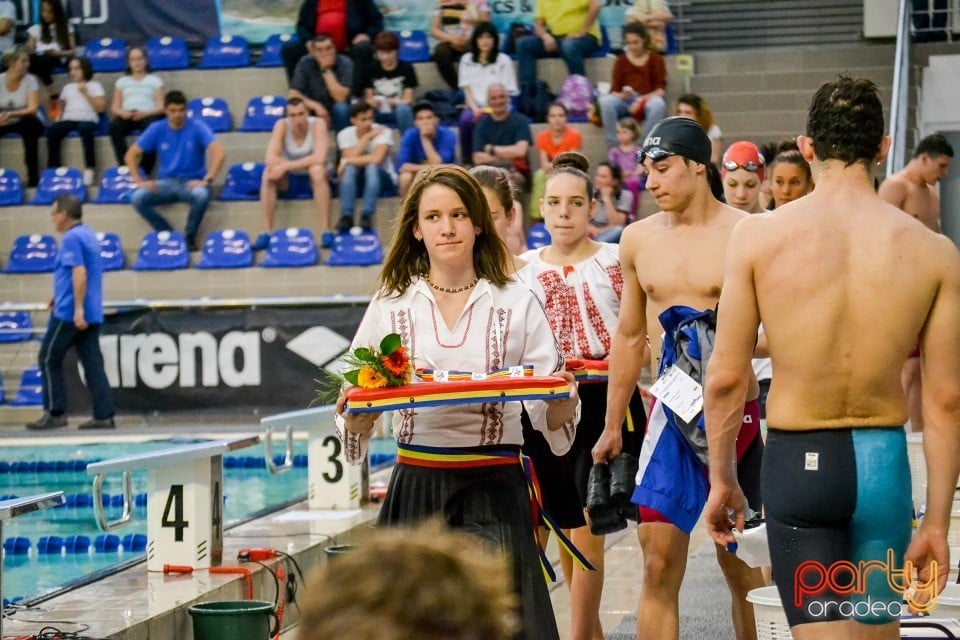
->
[27,194,115,430]
[125,90,226,251]
[396,101,457,196]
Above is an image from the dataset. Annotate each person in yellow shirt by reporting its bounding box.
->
[517,0,601,89]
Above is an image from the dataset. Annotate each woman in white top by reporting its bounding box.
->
[676,93,723,167]
[336,165,578,640]
[456,22,518,163]
[0,45,44,187]
[109,46,164,174]
[46,56,105,185]
[520,152,646,640]
[430,0,490,89]
[26,0,75,97]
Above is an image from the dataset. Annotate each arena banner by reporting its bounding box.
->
[63,302,368,415]
[65,0,221,47]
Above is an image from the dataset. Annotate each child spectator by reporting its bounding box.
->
[396,101,457,196]
[608,117,644,217]
[363,31,418,135]
[109,47,164,176]
[530,102,582,216]
[596,22,667,147]
[430,0,490,90]
[457,22,517,164]
[46,56,105,186]
[26,0,75,112]
[589,162,631,243]
[335,101,397,233]
[675,93,723,166]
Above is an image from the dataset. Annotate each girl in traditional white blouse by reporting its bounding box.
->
[521,152,647,640]
[336,164,580,640]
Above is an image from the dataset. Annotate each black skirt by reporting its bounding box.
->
[378,451,560,640]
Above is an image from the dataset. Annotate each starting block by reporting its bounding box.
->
[261,405,367,511]
[86,437,260,572]
[0,492,65,637]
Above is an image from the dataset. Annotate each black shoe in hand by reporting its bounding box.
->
[586,463,627,535]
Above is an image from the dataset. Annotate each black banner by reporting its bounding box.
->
[66,0,221,48]
[64,302,367,415]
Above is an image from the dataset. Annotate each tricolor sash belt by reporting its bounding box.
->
[396,442,596,581]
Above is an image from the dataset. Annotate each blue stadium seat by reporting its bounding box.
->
[85,37,127,73]
[196,229,253,269]
[145,36,190,71]
[131,230,189,271]
[94,166,145,204]
[5,234,58,273]
[0,168,23,206]
[279,172,312,200]
[11,366,42,406]
[526,222,552,250]
[261,228,318,268]
[0,311,32,343]
[198,35,250,69]
[257,33,297,67]
[325,231,383,266]
[397,30,430,63]
[31,167,86,205]
[187,97,232,133]
[238,95,286,132]
[97,232,124,271]
[219,162,264,201]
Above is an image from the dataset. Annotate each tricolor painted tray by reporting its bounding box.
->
[344,376,571,414]
[566,359,609,383]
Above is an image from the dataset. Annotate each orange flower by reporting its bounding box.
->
[381,347,410,378]
[357,366,387,389]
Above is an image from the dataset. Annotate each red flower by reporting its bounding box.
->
[381,347,410,377]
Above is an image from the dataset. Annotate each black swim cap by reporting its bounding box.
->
[638,116,713,167]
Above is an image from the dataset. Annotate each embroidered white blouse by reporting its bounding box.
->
[338,277,576,465]
[520,243,624,360]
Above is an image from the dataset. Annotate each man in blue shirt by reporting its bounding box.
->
[396,101,457,196]
[28,194,115,430]
[125,90,226,252]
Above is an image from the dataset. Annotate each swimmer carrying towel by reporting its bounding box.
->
[704,77,960,639]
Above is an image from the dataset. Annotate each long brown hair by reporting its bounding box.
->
[378,165,512,297]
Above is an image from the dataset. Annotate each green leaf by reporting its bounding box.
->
[380,333,402,354]
[343,369,360,385]
[355,347,372,360]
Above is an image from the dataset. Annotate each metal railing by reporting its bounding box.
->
[911,0,960,43]
[888,0,912,176]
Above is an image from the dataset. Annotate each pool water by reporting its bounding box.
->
[0,438,310,603]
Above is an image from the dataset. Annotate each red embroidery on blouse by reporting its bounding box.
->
[392,309,415,443]
[607,264,624,301]
[537,270,606,359]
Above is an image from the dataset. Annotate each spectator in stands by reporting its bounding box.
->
[289,33,353,132]
[46,56,105,187]
[675,93,723,166]
[457,22,517,164]
[0,45,44,187]
[597,22,667,147]
[768,138,812,209]
[28,194,115,431]
[516,0,601,89]
[363,31,417,135]
[109,46,164,176]
[26,0,75,111]
[281,0,382,97]
[589,161,631,243]
[335,101,396,233]
[430,0,490,90]
[296,521,517,640]
[126,90,226,252]
[720,140,765,214]
[530,102,582,215]
[472,84,532,188]
[254,97,331,251]
[0,0,17,56]
[396,101,457,196]
[627,0,674,53]
[608,117,644,214]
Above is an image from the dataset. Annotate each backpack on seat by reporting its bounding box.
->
[556,75,594,122]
